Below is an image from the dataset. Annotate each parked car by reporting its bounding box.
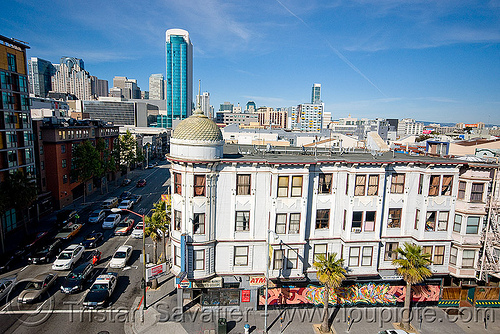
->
[83,272,118,308]
[114,219,134,236]
[131,222,144,239]
[136,179,147,187]
[121,178,132,186]
[0,248,27,273]
[28,239,63,264]
[55,222,83,240]
[18,272,58,304]
[60,262,94,294]
[0,277,16,301]
[88,210,106,224]
[118,200,133,211]
[109,245,133,268]
[102,214,121,229]
[377,331,409,334]
[80,232,103,249]
[52,244,85,271]
[130,194,142,204]
[101,197,119,209]
[120,191,132,200]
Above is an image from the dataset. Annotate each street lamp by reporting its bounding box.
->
[111,208,147,311]
[264,229,279,334]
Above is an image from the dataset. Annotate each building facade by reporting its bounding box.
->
[167,108,499,309]
[149,74,164,100]
[0,35,35,241]
[51,57,95,100]
[311,83,321,104]
[38,118,119,209]
[215,111,258,127]
[196,92,210,118]
[290,103,324,131]
[28,57,55,98]
[166,29,193,128]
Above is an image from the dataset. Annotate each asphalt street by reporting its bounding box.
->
[0,161,171,334]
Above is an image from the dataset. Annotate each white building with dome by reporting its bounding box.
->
[167,107,496,309]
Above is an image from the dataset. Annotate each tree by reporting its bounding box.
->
[144,200,170,289]
[313,252,346,333]
[119,130,138,174]
[71,140,100,203]
[392,242,432,331]
[96,138,118,193]
[0,170,38,251]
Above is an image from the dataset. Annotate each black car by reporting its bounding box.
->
[130,194,142,204]
[120,191,132,200]
[80,232,103,249]
[28,239,63,264]
[83,272,117,308]
[61,262,94,294]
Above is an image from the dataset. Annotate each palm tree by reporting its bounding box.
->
[313,252,346,333]
[392,242,432,331]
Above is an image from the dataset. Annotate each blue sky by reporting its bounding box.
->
[2,0,500,124]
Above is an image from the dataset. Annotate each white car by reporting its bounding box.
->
[131,222,144,239]
[109,245,133,268]
[88,210,106,224]
[118,200,133,211]
[102,214,121,229]
[52,244,85,271]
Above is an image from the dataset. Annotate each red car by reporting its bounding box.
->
[136,179,147,187]
[114,218,134,236]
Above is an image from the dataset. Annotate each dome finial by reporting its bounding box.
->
[193,79,204,115]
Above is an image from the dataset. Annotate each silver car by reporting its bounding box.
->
[18,273,58,304]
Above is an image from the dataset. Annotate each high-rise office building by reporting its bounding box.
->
[51,57,95,100]
[113,76,141,100]
[28,57,55,97]
[311,83,321,104]
[0,35,36,244]
[196,91,210,117]
[165,28,193,128]
[246,101,256,113]
[149,74,164,100]
[290,103,324,131]
[219,101,233,112]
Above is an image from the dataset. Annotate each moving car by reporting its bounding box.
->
[136,179,147,187]
[52,244,85,271]
[55,222,83,240]
[118,200,133,211]
[0,277,16,301]
[114,219,134,236]
[18,272,58,304]
[120,191,132,200]
[131,222,144,239]
[121,178,131,186]
[101,197,119,209]
[83,272,118,308]
[88,210,106,224]
[130,194,142,204]
[56,210,80,228]
[80,232,103,249]
[28,239,63,264]
[109,245,133,268]
[102,214,121,229]
[60,262,94,294]
[0,248,27,273]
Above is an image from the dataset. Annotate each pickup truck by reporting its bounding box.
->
[55,222,83,240]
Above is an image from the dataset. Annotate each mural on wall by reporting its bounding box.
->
[259,283,440,306]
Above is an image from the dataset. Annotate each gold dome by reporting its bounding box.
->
[172,109,223,142]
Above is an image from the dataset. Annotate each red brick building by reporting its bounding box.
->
[35,118,119,208]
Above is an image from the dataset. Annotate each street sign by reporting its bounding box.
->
[177,280,191,289]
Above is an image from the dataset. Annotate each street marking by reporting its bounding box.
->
[0,309,131,315]
[1,299,14,312]
[20,265,29,272]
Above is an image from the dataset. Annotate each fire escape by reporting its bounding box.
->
[478,166,500,282]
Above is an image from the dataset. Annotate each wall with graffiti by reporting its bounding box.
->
[258,283,440,306]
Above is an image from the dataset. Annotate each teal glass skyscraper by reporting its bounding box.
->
[165,29,193,128]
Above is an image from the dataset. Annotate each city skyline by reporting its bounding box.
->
[1,0,499,124]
